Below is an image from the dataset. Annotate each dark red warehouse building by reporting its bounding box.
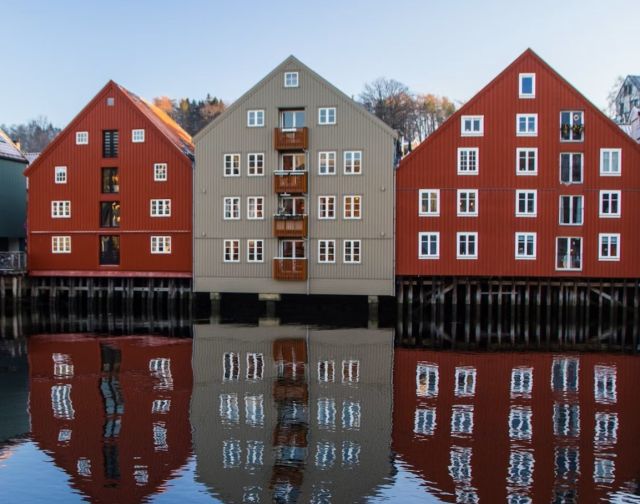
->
[24,81,193,278]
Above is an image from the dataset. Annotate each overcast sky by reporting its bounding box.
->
[1,0,635,126]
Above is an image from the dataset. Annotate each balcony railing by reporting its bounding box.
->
[0,252,26,273]
[274,127,308,150]
[273,258,307,281]
[274,171,308,193]
[273,215,308,238]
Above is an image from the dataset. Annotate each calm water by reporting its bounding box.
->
[1,319,639,503]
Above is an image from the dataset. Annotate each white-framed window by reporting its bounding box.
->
[154,163,167,181]
[51,200,71,218]
[457,189,478,216]
[419,189,440,216]
[509,406,533,440]
[344,151,362,174]
[515,190,537,217]
[594,365,617,404]
[599,191,621,218]
[556,237,582,270]
[222,353,239,381]
[343,195,362,219]
[457,232,478,260]
[600,148,621,176]
[559,195,583,225]
[247,109,265,127]
[106,96,115,106]
[150,199,171,217]
[516,114,537,136]
[461,115,484,136]
[560,111,584,142]
[318,240,336,263]
[51,236,71,254]
[132,129,145,143]
[343,240,361,264]
[516,148,537,175]
[317,360,335,383]
[223,239,240,262]
[75,131,88,145]
[246,353,264,381]
[318,195,336,219]
[150,236,171,254]
[247,196,264,220]
[519,73,536,98]
[599,233,620,261]
[515,232,536,260]
[416,363,439,397]
[247,153,264,176]
[454,367,477,397]
[451,404,474,436]
[414,407,437,436]
[318,151,336,175]
[224,153,240,177]
[247,239,264,262]
[457,147,479,175]
[284,71,299,88]
[560,153,583,184]
[54,166,67,184]
[318,107,336,125]
[419,232,439,259]
[223,197,241,220]
[511,367,533,398]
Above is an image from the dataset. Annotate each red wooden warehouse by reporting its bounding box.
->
[396,49,640,280]
[24,81,193,278]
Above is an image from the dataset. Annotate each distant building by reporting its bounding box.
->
[614,75,640,124]
[627,106,640,143]
[0,129,27,252]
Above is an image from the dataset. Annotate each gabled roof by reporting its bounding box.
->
[0,128,27,163]
[194,55,397,142]
[400,48,640,166]
[25,80,193,176]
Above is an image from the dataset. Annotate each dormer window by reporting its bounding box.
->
[461,116,484,136]
[284,72,299,88]
[519,73,535,98]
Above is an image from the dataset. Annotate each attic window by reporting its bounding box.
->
[519,73,535,98]
[284,72,299,88]
[76,131,89,145]
[106,97,115,106]
[132,129,145,143]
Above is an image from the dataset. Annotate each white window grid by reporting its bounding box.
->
[516,113,537,136]
[418,232,439,260]
[317,360,335,383]
[318,151,336,175]
[516,148,538,175]
[515,232,536,260]
[457,189,478,216]
[344,151,362,174]
[515,190,537,217]
[224,154,241,177]
[414,407,437,436]
[247,196,264,220]
[599,190,621,218]
[51,200,71,218]
[456,232,478,259]
[598,233,620,261]
[223,239,240,262]
[508,406,533,440]
[594,365,617,404]
[247,153,264,176]
[51,236,71,254]
[318,196,336,219]
[132,129,145,143]
[559,195,584,225]
[318,107,336,125]
[247,239,264,262]
[419,189,440,216]
[342,359,360,383]
[416,362,439,397]
[343,195,362,219]
[600,148,621,176]
[343,240,361,263]
[223,197,240,220]
[245,394,265,427]
[150,199,171,217]
[284,71,299,87]
[246,352,264,381]
[75,131,88,145]
[461,115,484,136]
[150,236,171,254]
[154,163,168,181]
[318,239,336,263]
[54,166,67,184]
[457,148,479,175]
[510,367,533,398]
[247,109,265,127]
[451,404,474,436]
[454,367,477,396]
[559,152,583,184]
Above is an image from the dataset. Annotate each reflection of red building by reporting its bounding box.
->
[28,334,192,504]
[393,350,640,502]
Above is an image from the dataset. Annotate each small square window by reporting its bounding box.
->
[319,107,336,125]
[344,151,362,174]
[106,97,115,106]
[461,115,484,136]
[132,129,145,143]
[54,166,67,184]
[247,110,265,127]
[150,199,171,217]
[599,234,620,261]
[519,73,536,98]
[154,163,167,181]
[515,232,536,260]
[151,236,172,254]
[51,236,71,254]
[51,200,71,218]
[419,232,439,259]
[284,72,299,88]
[516,114,537,136]
[76,132,88,145]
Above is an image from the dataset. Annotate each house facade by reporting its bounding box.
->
[614,75,640,124]
[194,56,396,296]
[24,81,193,278]
[0,130,28,252]
[396,49,640,279]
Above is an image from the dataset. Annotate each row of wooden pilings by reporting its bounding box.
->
[396,277,640,351]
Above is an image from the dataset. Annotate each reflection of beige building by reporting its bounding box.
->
[191,325,393,503]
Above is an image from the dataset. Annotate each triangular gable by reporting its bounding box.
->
[194,55,397,142]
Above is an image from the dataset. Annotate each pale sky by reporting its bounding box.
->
[1,0,636,126]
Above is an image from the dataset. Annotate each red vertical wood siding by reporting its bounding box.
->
[25,81,192,277]
[397,50,640,278]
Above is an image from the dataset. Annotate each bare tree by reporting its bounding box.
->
[0,116,61,152]
[412,94,456,142]
[359,78,415,140]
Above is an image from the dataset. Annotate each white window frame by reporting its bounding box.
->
[457,148,479,175]
[343,195,362,219]
[515,232,536,260]
[516,148,538,175]
[515,190,537,217]
[600,148,621,176]
[559,152,583,184]
[51,236,71,254]
[418,232,440,260]
[456,232,478,260]
[154,163,168,181]
[223,197,241,220]
[284,71,299,88]
[247,109,265,127]
[247,153,264,176]
[224,153,241,177]
[318,195,336,220]
[599,190,621,218]
[556,236,583,271]
[132,129,145,143]
[461,115,484,136]
[519,73,536,99]
[560,110,584,142]
[51,200,71,218]
[419,189,440,216]
[559,195,584,225]
[516,113,538,136]
[598,233,620,261]
[344,150,362,175]
[510,367,533,398]
[247,239,264,263]
[318,107,336,125]
[54,166,67,184]
[223,239,240,263]
[318,151,336,175]
[318,239,336,263]
[457,189,478,217]
[150,236,172,254]
[343,240,361,264]
[247,196,264,220]
[150,199,171,217]
[75,131,88,145]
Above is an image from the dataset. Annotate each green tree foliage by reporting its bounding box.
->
[0,116,61,152]
[153,94,225,136]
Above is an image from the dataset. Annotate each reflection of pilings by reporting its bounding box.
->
[396,277,640,350]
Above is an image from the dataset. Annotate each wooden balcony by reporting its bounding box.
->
[273,258,307,281]
[274,171,307,193]
[273,215,308,238]
[274,127,308,150]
